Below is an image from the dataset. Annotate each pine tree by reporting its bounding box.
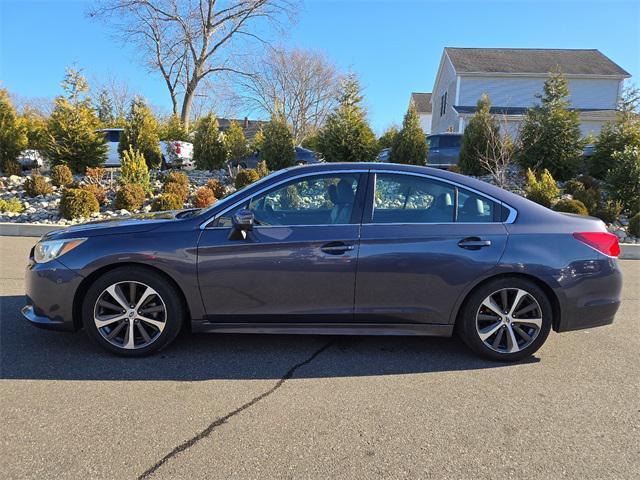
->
[118,97,162,169]
[21,107,48,151]
[160,115,189,141]
[250,128,265,153]
[458,94,500,175]
[193,114,226,170]
[0,89,28,173]
[61,67,89,106]
[120,146,150,192]
[390,102,428,165]
[261,114,295,171]
[224,121,249,162]
[377,126,399,150]
[317,74,377,163]
[95,88,114,126]
[518,70,584,180]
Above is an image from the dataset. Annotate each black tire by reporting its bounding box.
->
[457,277,552,362]
[82,266,184,357]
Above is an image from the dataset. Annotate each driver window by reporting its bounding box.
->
[216,173,360,227]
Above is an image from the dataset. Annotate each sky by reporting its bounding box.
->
[1,0,639,133]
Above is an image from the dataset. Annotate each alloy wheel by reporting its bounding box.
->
[93,281,167,350]
[475,288,542,354]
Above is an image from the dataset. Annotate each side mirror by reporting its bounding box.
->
[228,209,254,240]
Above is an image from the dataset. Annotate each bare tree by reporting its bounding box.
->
[477,115,518,188]
[91,75,135,121]
[91,0,296,127]
[234,47,341,143]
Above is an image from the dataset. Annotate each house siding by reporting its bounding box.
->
[418,113,432,134]
[458,76,622,110]
[431,56,459,134]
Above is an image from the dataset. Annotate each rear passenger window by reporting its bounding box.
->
[457,188,495,223]
[373,174,455,223]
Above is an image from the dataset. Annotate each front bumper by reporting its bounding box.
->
[23,258,84,331]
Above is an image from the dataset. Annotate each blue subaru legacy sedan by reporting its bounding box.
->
[22,163,622,361]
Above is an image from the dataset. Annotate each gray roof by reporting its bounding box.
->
[218,118,267,140]
[411,92,432,113]
[444,48,630,77]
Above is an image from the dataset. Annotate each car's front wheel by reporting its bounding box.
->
[82,266,184,356]
[457,277,552,361]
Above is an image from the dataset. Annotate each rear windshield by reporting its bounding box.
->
[104,131,121,143]
[438,136,461,148]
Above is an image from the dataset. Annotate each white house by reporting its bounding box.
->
[430,48,630,138]
[410,92,432,134]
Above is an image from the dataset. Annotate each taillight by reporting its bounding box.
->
[573,232,620,257]
[175,142,181,154]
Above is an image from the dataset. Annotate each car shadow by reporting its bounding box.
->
[1,295,538,381]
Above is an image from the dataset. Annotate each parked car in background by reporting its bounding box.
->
[231,146,320,169]
[427,133,462,168]
[160,141,194,170]
[97,128,124,168]
[17,149,45,170]
[23,163,621,361]
[376,148,392,162]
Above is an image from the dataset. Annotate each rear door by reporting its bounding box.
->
[354,171,508,325]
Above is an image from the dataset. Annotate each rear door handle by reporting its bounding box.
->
[321,242,355,255]
[458,237,492,249]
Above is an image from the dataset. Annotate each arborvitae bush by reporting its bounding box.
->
[224,121,249,162]
[163,181,189,203]
[594,200,623,224]
[552,199,588,215]
[235,169,260,189]
[50,164,73,187]
[24,174,53,197]
[59,188,99,219]
[80,183,107,204]
[607,146,640,213]
[524,168,559,208]
[193,187,216,208]
[163,171,188,186]
[118,97,162,169]
[114,184,146,211]
[151,193,182,212]
[193,114,226,170]
[390,102,428,166]
[206,178,226,198]
[629,213,640,238]
[256,160,269,178]
[120,146,150,191]
[0,89,28,174]
[563,178,584,196]
[261,114,295,171]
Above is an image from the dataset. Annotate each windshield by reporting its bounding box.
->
[193,169,286,217]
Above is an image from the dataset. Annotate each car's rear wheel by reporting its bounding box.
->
[82,267,184,356]
[458,277,552,361]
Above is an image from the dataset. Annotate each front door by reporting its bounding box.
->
[355,172,508,324]
[197,171,366,322]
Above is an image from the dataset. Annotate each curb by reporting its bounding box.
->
[1,222,639,260]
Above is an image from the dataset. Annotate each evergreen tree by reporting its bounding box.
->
[61,67,90,106]
[458,94,500,175]
[193,114,226,170]
[261,114,295,171]
[250,128,265,153]
[518,70,584,180]
[224,121,249,161]
[160,115,189,141]
[316,74,377,162]
[21,107,48,151]
[300,132,320,151]
[95,88,114,126]
[118,97,162,169]
[0,89,28,173]
[588,86,640,179]
[120,146,150,192]
[377,126,399,150]
[390,102,428,165]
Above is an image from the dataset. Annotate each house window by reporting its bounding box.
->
[440,91,447,117]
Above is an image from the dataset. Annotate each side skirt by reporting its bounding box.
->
[191,321,454,337]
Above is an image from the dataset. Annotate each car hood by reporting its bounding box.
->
[43,210,195,240]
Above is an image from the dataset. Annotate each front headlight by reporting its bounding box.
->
[33,238,87,264]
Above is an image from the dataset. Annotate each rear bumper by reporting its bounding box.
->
[23,258,84,332]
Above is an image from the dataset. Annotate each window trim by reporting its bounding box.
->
[199,169,369,230]
[363,170,517,225]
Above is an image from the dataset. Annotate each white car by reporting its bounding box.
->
[97,128,194,170]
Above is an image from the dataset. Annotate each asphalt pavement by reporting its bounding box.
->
[1,236,638,479]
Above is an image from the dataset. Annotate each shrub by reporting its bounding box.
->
[114,184,146,211]
[85,166,105,184]
[0,197,23,213]
[151,193,182,212]
[572,187,599,214]
[458,94,498,175]
[629,213,640,238]
[24,174,53,197]
[256,160,269,178]
[576,175,600,191]
[59,188,99,219]
[563,178,584,196]
[120,146,150,191]
[606,146,640,213]
[235,169,260,189]
[193,187,216,208]
[593,200,623,224]
[261,114,296,171]
[524,168,559,208]
[552,199,588,215]
[80,183,107,204]
[3,160,21,176]
[0,89,28,174]
[206,178,226,198]
[224,120,249,162]
[390,102,428,166]
[163,181,189,203]
[50,164,73,187]
[163,171,188,186]
[193,114,226,170]
[118,97,162,169]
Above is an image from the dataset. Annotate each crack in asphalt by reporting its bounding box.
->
[137,341,333,479]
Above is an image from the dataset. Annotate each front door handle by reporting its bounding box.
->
[458,237,492,250]
[321,242,355,255]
